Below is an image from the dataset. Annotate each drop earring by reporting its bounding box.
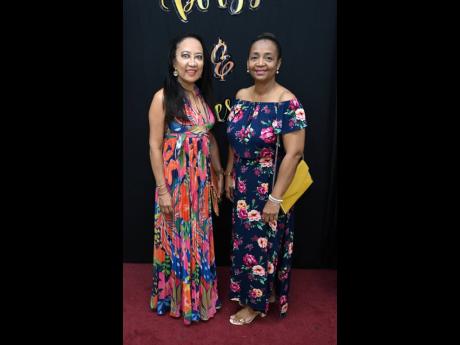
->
[173,69,178,77]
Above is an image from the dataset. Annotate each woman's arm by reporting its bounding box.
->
[148,89,173,215]
[262,129,305,222]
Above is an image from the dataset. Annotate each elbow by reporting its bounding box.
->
[294,151,303,161]
[286,150,303,162]
[149,143,161,156]
[293,152,303,164]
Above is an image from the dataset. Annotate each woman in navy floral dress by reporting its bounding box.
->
[225,33,307,325]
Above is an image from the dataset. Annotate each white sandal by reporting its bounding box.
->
[229,309,266,325]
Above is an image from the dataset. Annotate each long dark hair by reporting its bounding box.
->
[163,33,214,123]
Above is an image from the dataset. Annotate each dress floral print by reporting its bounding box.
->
[226,98,307,317]
[150,88,221,325]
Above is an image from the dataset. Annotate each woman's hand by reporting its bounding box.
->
[225,174,234,202]
[218,174,224,200]
[262,199,280,223]
[158,192,173,215]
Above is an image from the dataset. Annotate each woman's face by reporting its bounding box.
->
[247,39,281,82]
[173,37,204,87]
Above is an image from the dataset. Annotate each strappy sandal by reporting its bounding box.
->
[229,309,266,325]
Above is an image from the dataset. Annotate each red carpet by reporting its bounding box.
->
[123,264,336,345]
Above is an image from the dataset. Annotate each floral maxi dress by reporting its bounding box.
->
[226,98,307,317]
[150,90,221,325]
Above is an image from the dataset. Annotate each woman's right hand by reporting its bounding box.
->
[225,174,234,202]
[158,192,173,215]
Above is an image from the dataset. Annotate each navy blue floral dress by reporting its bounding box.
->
[226,98,307,317]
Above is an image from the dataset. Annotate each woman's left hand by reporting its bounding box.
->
[262,200,280,223]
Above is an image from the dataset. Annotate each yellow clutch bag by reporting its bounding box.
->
[272,134,313,214]
[280,160,313,213]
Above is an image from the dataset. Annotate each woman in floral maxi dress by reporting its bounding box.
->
[148,33,224,325]
[225,33,307,325]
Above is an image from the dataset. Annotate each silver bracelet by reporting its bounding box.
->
[268,194,283,204]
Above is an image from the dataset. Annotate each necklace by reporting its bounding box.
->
[185,90,210,123]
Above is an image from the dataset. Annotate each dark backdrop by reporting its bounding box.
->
[123,0,337,268]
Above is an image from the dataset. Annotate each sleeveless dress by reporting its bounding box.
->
[150,88,221,325]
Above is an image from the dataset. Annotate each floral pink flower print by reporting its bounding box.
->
[226,98,307,318]
[238,208,248,219]
[257,237,268,248]
[252,104,260,118]
[231,104,244,123]
[279,295,287,305]
[272,119,282,130]
[295,108,305,121]
[248,210,261,222]
[267,261,274,274]
[288,242,293,255]
[257,183,268,196]
[289,98,300,110]
[243,253,258,266]
[236,126,254,143]
[230,281,241,292]
[252,265,266,276]
[260,126,276,143]
[236,200,248,210]
[278,271,289,281]
[259,147,272,159]
[250,288,263,298]
[269,220,277,231]
[259,157,272,168]
[237,179,247,193]
[258,148,273,167]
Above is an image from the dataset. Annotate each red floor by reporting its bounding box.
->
[124,263,337,345]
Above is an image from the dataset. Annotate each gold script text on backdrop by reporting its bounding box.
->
[214,98,232,122]
[160,0,262,23]
[211,38,234,81]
